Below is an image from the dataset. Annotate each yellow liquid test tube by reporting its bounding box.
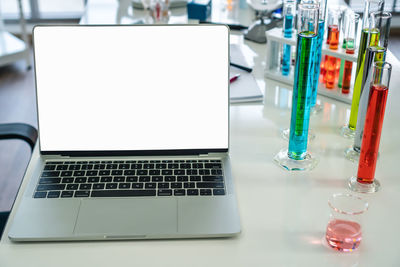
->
[348,28,380,130]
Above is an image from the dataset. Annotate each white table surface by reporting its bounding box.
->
[1,0,400,266]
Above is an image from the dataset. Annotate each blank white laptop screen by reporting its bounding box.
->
[33,25,229,153]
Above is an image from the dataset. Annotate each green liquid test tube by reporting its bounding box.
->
[348,28,379,130]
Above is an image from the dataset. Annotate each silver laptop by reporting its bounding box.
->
[8,25,240,241]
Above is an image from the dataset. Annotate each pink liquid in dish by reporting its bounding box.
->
[325,219,362,251]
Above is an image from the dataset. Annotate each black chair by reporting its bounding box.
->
[0,123,38,237]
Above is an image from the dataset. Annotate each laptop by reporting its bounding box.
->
[8,25,241,241]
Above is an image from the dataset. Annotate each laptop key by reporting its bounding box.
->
[88,177,100,183]
[93,183,105,190]
[111,170,123,176]
[61,191,74,198]
[124,170,135,175]
[177,176,188,182]
[106,164,118,169]
[200,189,212,196]
[73,171,85,176]
[56,165,68,170]
[168,163,179,169]
[184,182,195,188]
[165,176,176,182]
[94,164,106,170]
[162,170,173,175]
[74,190,90,197]
[132,183,143,189]
[145,183,157,189]
[100,176,112,183]
[80,184,92,190]
[213,189,225,195]
[211,169,223,175]
[137,170,148,175]
[91,189,156,197]
[126,176,138,182]
[158,182,169,189]
[186,170,198,175]
[61,171,73,177]
[41,171,60,177]
[86,170,98,176]
[61,177,74,183]
[198,169,210,175]
[47,191,61,198]
[119,164,130,169]
[190,175,201,181]
[106,183,118,189]
[113,176,125,182]
[34,191,47,198]
[174,189,185,196]
[143,164,154,169]
[139,176,150,182]
[75,177,87,183]
[69,165,81,170]
[99,170,111,176]
[174,170,185,175]
[39,178,61,184]
[202,176,223,182]
[81,164,93,170]
[119,183,130,189]
[152,176,163,182]
[131,163,142,169]
[66,184,79,190]
[158,189,172,196]
[155,163,167,169]
[149,170,160,175]
[187,189,199,195]
[44,165,56,171]
[37,184,65,191]
[171,183,182,189]
[196,182,224,189]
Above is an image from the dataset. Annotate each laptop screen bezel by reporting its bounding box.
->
[33,24,230,156]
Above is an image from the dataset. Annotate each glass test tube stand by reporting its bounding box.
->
[265,27,358,104]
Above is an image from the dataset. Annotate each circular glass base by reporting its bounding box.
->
[348,176,380,193]
[344,147,360,162]
[274,148,318,171]
[281,128,316,142]
[340,125,355,139]
[311,104,323,115]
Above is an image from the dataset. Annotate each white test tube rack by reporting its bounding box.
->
[265,27,358,104]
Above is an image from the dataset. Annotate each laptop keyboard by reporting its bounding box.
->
[33,159,225,198]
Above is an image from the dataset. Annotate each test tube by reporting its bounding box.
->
[282,0,296,76]
[274,3,319,171]
[349,62,391,193]
[345,11,391,162]
[325,9,341,89]
[342,0,384,138]
[341,13,360,94]
[311,0,327,109]
[338,9,352,89]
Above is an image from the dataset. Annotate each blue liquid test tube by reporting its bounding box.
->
[282,0,295,76]
[274,3,319,171]
[311,0,327,107]
[288,32,318,159]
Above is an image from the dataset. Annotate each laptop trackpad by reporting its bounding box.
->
[74,198,178,237]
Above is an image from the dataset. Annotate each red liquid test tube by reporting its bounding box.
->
[350,62,392,193]
[325,55,336,89]
[357,84,388,183]
[328,25,339,50]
